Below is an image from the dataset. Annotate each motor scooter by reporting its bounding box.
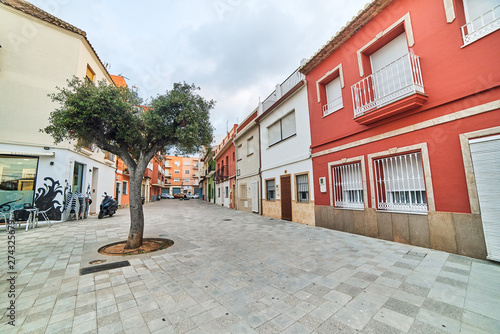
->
[98,192,118,219]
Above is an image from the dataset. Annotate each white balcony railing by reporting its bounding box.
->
[461,5,500,46]
[261,69,305,114]
[322,96,343,117]
[351,53,424,118]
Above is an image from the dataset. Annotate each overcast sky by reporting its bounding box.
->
[29,0,368,135]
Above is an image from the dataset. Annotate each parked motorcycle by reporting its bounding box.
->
[98,192,118,219]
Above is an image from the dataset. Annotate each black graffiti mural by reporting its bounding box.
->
[35,177,63,220]
[0,193,26,215]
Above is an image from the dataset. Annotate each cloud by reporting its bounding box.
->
[29,0,369,133]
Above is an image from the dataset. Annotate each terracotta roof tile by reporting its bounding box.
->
[110,75,128,88]
[299,0,394,74]
[0,0,86,36]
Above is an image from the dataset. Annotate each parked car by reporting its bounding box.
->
[174,193,189,199]
[192,194,199,199]
[161,193,174,199]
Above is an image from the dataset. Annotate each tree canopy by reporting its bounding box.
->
[43,76,215,248]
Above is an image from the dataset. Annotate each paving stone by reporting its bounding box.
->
[5,200,499,334]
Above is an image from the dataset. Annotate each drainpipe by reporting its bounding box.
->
[258,123,263,215]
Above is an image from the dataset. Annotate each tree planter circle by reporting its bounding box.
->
[98,238,174,256]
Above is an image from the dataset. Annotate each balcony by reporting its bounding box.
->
[322,96,343,117]
[216,166,228,182]
[351,53,427,125]
[261,69,305,114]
[461,5,500,46]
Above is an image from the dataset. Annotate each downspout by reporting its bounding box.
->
[258,123,263,215]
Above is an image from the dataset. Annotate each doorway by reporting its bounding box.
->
[280,175,292,221]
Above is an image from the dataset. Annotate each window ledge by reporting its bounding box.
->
[376,210,428,215]
[354,93,428,125]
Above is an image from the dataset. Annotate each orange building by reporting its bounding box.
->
[164,156,200,195]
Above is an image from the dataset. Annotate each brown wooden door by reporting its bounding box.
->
[280,175,292,221]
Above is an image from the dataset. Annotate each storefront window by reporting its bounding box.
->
[0,155,38,213]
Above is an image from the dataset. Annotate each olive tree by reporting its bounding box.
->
[43,77,214,248]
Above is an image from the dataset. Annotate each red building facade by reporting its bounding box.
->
[215,125,238,208]
[301,0,500,260]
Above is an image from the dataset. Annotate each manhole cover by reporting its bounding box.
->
[89,259,106,265]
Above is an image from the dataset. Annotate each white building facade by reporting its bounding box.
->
[0,1,115,220]
[258,68,315,225]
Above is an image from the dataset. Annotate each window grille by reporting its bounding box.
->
[332,162,364,209]
[374,152,427,212]
[266,179,275,201]
[296,174,309,202]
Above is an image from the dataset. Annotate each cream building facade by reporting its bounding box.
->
[0,1,115,219]
[234,109,261,214]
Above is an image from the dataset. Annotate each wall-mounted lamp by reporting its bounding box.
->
[89,169,92,173]
[50,161,54,166]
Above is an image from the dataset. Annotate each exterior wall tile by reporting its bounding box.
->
[291,201,315,226]
[429,212,457,254]
[364,208,378,238]
[353,210,365,235]
[453,213,487,259]
[392,213,410,244]
[377,212,393,241]
[408,214,431,248]
[262,200,281,219]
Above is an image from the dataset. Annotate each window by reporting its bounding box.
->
[266,179,275,201]
[296,174,309,202]
[247,137,254,155]
[0,156,38,212]
[185,170,190,174]
[225,186,229,198]
[184,179,190,183]
[332,163,364,209]
[174,170,180,174]
[122,181,128,195]
[175,161,180,167]
[185,161,190,165]
[239,184,247,199]
[237,144,243,160]
[86,65,95,82]
[461,0,500,45]
[174,178,180,183]
[268,111,296,146]
[73,162,84,193]
[323,77,343,116]
[218,187,220,197]
[374,152,427,212]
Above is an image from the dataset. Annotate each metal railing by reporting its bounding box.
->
[322,96,344,117]
[351,53,424,118]
[261,68,305,114]
[461,5,500,46]
[374,152,427,213]
[332,163,364,209]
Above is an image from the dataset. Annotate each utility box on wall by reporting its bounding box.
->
[319,177,327,193]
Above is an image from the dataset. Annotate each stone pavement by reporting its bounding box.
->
[1,199,499,334]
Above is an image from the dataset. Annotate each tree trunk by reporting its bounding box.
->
[124,169,145,249]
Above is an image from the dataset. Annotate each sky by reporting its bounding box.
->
[28,0,369,135]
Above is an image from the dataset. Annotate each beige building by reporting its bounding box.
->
[234,109,261,214]
[0,0,115,218]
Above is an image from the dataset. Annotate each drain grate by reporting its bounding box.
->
[406,250,427,258]
[223,219,232,221]
[80,260,131,276]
